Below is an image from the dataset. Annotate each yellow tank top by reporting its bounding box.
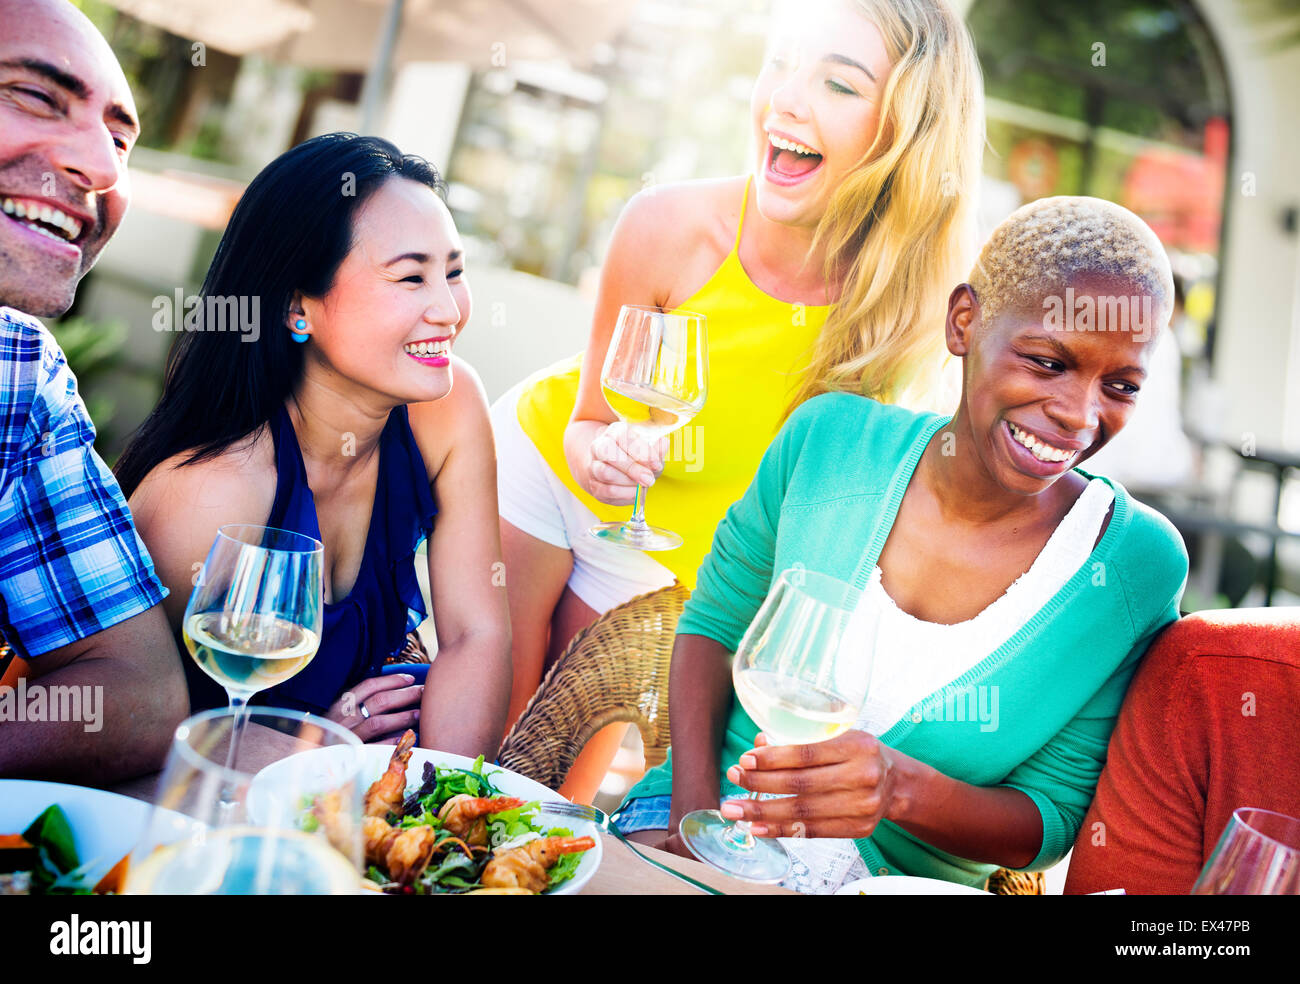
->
[516,180,830,589]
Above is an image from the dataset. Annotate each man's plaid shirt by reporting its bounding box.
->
[0,306,165,658]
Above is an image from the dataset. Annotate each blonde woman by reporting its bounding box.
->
[491,0,984,799]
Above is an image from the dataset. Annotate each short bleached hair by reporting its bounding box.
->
[968,196,1174,328]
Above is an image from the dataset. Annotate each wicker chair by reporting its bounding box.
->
[499,583,688,788]
[386,630,432,664]
[496,582,1043,895]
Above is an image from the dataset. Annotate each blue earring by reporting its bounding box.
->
[290,318,309,343]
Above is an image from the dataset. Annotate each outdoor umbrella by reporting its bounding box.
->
[104,0,636,127]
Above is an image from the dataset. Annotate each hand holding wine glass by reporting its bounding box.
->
[678,568,878,882]
[721,729,903,840]
[586,421,669,504]
[588,304,707,551]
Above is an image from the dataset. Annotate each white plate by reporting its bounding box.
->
[0,780,170,887]
[835,875,991,895]
[253,745,603,895]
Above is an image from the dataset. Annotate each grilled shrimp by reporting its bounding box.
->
[364,816,447,886]
[363,729,416,818]
[480,836,595,894]
[384,826,440,886]
[363,815,401,868]
[437,794,525,846]
[311,787,359,860]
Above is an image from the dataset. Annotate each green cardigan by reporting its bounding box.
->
[627,392,1188,886]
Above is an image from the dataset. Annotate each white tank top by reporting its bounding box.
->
[780,478,1116,894]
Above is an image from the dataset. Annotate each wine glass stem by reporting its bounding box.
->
[627,484,650,531]
[219,691,253,811]
[722,792,763,851]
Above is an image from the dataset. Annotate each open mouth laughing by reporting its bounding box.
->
[764,129,824,185]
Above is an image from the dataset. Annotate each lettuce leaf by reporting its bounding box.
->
[547,850,586,889]
[20,805,90,894]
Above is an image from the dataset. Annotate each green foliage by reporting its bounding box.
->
[968,0,1223,138]
[48,316,128,432]
[48,316,156,461]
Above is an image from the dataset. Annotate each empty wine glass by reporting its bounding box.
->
[1191,807,1300,895]
[589,304,707,551]
[679,568,878,882]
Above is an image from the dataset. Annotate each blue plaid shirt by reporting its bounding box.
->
[0,307,166,658]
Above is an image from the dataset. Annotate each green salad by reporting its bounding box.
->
[360,755,591,895]
[1,804,97,895]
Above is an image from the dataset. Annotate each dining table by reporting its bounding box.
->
[107,759,795,897]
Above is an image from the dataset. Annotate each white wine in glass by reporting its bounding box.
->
[732,670,860,746]
[589,304,707,551]
[184,611,319,695]
[679,568,877,883]
[183,524,324,772]
[600,380,701,442]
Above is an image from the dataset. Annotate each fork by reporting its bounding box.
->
[538,800,724,895]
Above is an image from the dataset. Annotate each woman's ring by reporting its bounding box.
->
[360,702,371,720]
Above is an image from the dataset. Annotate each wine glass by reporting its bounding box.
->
[1191,807,1300,895]
[589,304,707,551]
[679,568,878,882]
[124,707,364,894]
[183,524,324,769]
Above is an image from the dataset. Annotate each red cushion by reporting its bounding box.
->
[1065,607,1300,894]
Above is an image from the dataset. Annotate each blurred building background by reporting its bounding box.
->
[59,0,1300,607]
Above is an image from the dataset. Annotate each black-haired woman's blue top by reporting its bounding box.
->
[182,403,437,714]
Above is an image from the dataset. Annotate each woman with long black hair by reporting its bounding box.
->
[116,133,511,755]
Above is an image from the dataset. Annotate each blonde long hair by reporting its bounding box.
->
[788,0,985,415]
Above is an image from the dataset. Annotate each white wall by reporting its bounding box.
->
[381,63,473,177]
[452,265,594,405]
[1193,0,1300,451]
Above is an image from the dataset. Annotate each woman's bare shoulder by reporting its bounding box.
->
[610,175,748,306]
[618,176,745,252]
[130,427,278,529]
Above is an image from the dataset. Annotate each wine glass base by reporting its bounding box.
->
[588,521,682,551]
[678,810,791,884]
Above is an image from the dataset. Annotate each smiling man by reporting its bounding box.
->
[0,0,188,782]
[0,2,135,314]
